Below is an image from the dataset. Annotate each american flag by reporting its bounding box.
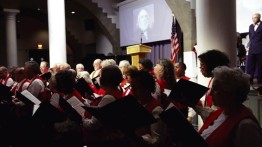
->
[171,16,179,63]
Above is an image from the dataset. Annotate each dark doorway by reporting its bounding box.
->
[28,49,49,65]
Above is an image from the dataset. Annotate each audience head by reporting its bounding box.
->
[93,59,102,71]
[118,60,130,74]
[154,59,176,88]
[130,70,156,103]
[40,61,49,74]
[60,63,71,71]
[198,49,229,77]
[76,63,85,73]
[13,67,26,82]
[174,62,187,79]
[55,70,75,94]
[52,63,61,74]
[8,66,17,80]
[69,69,77,79]
[122,65,138,83]
[99,65,123,89]
[78,71,92,84]
[101,59,116,68]
[24,61,41,79]
[0,66,8,79]
[138,59,153,72]
[211,66,250,109]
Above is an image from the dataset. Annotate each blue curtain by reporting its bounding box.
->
[145,41,172,65]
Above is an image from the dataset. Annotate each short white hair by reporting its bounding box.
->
[40,61,48,67]
[212,66,250,103]
[78,71,92,84]
[101,59,116,68]
[119,60,130,68]
[93,59,102,66]
[76,63,84,69]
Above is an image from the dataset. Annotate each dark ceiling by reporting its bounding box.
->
[0,0,96,20]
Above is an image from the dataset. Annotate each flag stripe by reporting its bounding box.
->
[171,17,179,63]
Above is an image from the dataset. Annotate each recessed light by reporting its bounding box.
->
[37,8,41,11]
[71,11,75,14]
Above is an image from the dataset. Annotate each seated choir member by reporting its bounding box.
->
[174,62,190,81]
[40,61,49,74]
[75,63,85,79]
[138,58,155,76]
[11,67,30,94]
[122,65,138,96]
[24,61,48,101]
[198,66,262,147]
[198,50,229,108]
[90,58,102,79]
[130,70,167,147]
[82,65,129,147]
[118,60,130,87]
[0,66,14,87]
[59,62,71,71]
[154,59,188,117]
[54,70,85,147]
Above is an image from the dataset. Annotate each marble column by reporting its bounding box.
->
[4,9,20,67]
[47,0,67,67]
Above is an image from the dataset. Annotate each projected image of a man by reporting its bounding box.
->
[137,9,150,40]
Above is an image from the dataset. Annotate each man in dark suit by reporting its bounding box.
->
[246,13,262,84]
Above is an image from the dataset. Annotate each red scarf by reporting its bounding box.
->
[11,79,30,94]
[0,74,12,86]
[199,105,259,147]
[205,78,213,107]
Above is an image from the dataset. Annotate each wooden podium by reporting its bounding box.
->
[126,44,151,68]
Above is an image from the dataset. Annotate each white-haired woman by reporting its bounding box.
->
[198,66,262,147]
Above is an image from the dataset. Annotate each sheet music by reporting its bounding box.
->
[93,93,103,98]
[21,90,41,105]
[50,93,60,108]
[32,104,40,115]
[163,89,172,97]
[67,96,85,117]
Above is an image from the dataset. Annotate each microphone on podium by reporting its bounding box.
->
[141,32,143,44]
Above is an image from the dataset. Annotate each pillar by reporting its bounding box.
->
[4,9,20,67]
[47,0,67,67]
[196,0,236,128]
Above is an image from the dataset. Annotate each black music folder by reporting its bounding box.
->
[58,96,83,123]
[0,84,13,100]
[91,76,100,90]
[32,100,65,123]
[74,77,94,97]
[40,72,52,81]
[15,90,37,105]
[82,95,156,130]
[256,86,262,95]
[160,106,208,147]
[169,79,209,107]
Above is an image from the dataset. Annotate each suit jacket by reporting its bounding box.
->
[249,21,262,54]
